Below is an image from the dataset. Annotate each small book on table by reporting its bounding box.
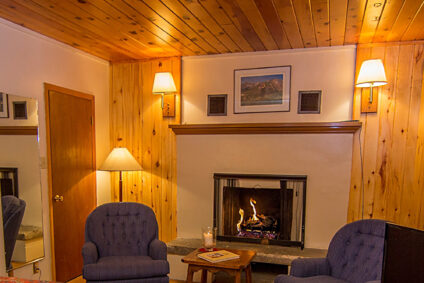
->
[197,250,240,263]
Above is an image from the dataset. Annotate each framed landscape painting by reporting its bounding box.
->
[234,66,291,114]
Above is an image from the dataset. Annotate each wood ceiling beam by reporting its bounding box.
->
[147,0,230,53]
[216,0,266,51]
[198,0,254,52]
[234,0,279,50]
[273,0,304,48]
[329,0,348,46]
[292,0,317,47]
[176,0,242,53]
[311,0,330,47]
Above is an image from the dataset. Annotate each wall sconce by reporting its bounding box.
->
[152,72,177,117]
[99,147,143,202]
[356,59,387,113]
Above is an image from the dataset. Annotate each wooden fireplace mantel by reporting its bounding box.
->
[169,122,361,135]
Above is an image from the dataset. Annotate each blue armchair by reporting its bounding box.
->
[275,219,386,283]
[2,196,26,270]
[82,202,169,283]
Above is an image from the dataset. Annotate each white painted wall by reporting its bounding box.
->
[182,46,356,124]
[177,47,356,250]
[0,18,110,279]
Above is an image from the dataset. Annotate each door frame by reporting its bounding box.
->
[44,83,96,280]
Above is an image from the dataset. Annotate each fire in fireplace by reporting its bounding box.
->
[214,173,306,248]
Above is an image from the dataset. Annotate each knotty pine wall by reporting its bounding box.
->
[110,57,180,242]
[348,42,424,230]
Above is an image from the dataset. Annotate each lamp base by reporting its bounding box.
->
[361,88,378,113]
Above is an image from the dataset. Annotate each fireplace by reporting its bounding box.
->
[214,173,306,248]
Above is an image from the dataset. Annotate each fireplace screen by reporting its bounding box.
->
[214,173,306,248]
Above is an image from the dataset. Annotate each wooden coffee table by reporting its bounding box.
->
[181,249,256,283]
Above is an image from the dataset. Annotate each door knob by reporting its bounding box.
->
[54,195,64,202]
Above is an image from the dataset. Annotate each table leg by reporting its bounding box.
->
[245,264,252,283]
[186,265,195,283]
[201,269,208,283]
[234,270,242,283]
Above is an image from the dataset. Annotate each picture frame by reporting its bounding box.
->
[234,66,291,114]
[13,101,27,120]
[0,92,9,118]
[207,94,227,116]
[298,90,321,114]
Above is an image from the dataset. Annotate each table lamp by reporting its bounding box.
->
[99,147,142,202]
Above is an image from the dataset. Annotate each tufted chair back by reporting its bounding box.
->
[327,219,386,283]
[85,202,158,257]
[2,195,26,269]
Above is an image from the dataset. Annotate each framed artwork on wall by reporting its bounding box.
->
[13,101,28,120]
[298,90,321,114]
[234,66,291,114]
[0,93,9,118]
[207,94,227,116]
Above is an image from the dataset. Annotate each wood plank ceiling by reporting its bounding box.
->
[1,0,424,62]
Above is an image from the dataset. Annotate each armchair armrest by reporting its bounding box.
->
[290,257,330,277]
[82,241,98,265]
[149,239,167,260]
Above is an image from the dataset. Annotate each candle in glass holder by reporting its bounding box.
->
[203,231,213,249]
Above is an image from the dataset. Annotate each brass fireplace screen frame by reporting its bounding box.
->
[213,173,307,249]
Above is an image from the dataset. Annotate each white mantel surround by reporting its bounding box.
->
[177,46,356,249]
[176,133,354,249]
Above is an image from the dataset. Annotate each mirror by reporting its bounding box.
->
[0,92,44,271]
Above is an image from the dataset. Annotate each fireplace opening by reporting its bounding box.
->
[214,173,306,248]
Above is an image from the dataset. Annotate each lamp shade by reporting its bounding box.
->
[99,147,142,171]
[152,72,177,94]
[356,59,388,87]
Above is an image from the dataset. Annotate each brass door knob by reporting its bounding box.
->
[54,195,64,202]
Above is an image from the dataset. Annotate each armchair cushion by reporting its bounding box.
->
[83,256,169,281]
[149,239,167,261]
[82,241,98,265]
[290,258,330,277]
[274,275,347,283]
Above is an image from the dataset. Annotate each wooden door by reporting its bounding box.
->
[45,83,96,281]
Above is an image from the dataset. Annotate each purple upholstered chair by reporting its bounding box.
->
[274,219,386,283]
[2,195,26,270]
[82,202,169,283]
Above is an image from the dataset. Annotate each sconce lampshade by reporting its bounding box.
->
[99,147,142,171]
[152,72,177,94]
[356,59,388,88]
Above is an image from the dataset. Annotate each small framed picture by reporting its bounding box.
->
[0,92,9,118]
[298,90,321,114]
[234,66,291,114]
[13,101,27,120]
[208,94,227,116]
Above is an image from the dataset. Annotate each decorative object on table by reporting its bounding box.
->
[0,92,9,118]
[356,59,387,113]
[152,71,177,117]
[297,90,321,114]
[234,66,291,114]
[197,249,240,263]
[274,219,386,283]
[207,94,227,116]
[82,202,169,283]
[13,101,27,120]
[202,226,217,251]
[99,147,142,202]
[197,250,240,263]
